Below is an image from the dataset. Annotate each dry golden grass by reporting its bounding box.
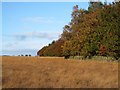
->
[2,56,118,88]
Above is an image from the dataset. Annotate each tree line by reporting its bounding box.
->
[37,1,120,60]
[18,54,31,56]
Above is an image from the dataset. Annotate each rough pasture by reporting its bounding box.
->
[2,56,118,88]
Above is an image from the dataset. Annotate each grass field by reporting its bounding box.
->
[2,56,118,88]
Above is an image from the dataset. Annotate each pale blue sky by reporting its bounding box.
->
[2,2,90,56]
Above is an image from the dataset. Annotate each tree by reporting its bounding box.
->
[25,54,28,56]
[37,46,48,56]
[38,1,120,60]
[37,39,64,57]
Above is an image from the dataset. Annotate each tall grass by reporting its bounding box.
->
[2,56,118,88]
[69,56,119,61]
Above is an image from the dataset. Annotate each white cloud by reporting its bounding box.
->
[2,31,61,55]
[2,38,50,55]
[12,31,61,40]
[22,16,54,23]
[2,39,43,55]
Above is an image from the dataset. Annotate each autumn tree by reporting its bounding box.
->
[37,39,64,57]
[37,1,120,60]
[61,1,120,60]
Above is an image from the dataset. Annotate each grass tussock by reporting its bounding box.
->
[2,56,118,88]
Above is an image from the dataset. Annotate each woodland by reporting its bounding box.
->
[37,1,120,60]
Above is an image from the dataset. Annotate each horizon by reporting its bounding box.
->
[1,1,114,56]
[2,2,89,56]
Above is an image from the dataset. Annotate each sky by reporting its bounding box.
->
[2,2,90,56]
[1,0,115,56]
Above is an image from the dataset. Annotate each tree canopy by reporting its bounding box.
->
[37,1,120,60]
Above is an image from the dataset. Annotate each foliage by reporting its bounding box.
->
[21,54,24,56]
[37,39,64,57]
[25,54,28,56]
[61,1,120,60]
[38,1,120,60]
